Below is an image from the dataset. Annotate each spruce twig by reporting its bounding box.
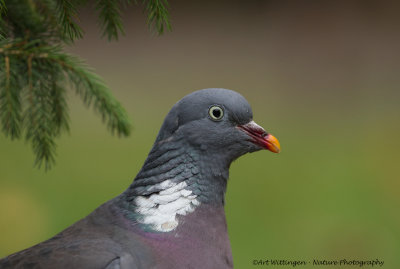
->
[56,0,84,42]
[96,0,125,41]
[0,0,171,170]
[142,0,171,35]
[0,54,22,139]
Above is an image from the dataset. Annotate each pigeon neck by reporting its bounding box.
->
[121,137,230,232]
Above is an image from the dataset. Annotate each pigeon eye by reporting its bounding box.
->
[208,106,224,121]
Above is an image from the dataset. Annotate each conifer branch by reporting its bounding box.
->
[24,59,59,170]
[0,54,22,139]
[56,0,84,42]
[142,0,171,34]
[0,39,131,169]
[0,0,171,170]
[47,49,131,137]
[50,76,69,135]
[96,0,125,41]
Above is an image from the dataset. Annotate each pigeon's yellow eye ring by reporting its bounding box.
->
[208,105,224,121]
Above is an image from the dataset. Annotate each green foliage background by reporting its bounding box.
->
[1,1,399,268]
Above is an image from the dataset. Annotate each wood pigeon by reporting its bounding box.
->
[0,88,280,269]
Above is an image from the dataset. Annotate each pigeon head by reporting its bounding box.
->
[156,88,280,162]
[124,88,280,232]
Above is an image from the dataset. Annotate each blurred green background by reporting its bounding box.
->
[1,1,399,267]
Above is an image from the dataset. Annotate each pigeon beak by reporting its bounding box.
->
[238,121,281,153]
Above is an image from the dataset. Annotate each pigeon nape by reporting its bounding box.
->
[0,88,280,269]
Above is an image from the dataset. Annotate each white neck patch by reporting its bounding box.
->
[134,180,200,232]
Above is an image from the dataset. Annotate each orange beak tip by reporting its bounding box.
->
[265,134,281,153]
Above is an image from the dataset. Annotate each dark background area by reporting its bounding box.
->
[1,1,399,267]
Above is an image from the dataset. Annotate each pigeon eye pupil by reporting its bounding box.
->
[209,106,224,121]
[212,109,221,118]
